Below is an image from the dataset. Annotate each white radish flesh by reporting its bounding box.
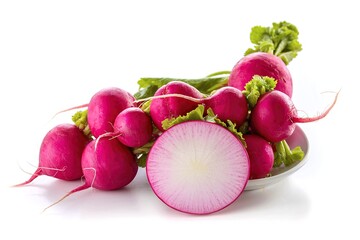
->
[146,121,250,215]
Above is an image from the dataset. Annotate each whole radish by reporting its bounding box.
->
[14,123,90,186]
[204,86,248,126]
[80,138,138,190]
[150,81,203,131]
[228,52,293,97]
[44,137,138,210]
[250,90,338,142]
[244,134,274,179]
[113,107,153,148]
[87,87,135,137]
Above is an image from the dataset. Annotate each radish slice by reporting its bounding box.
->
[146,121,250,215]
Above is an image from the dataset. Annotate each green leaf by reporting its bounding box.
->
[205,108,246,146]
[132,141,156,168]
[139,99,152,114]
[225,120,246,147]
[72,110,92,138]
[242,75,277,109]
[161,104,205,131]
[273,140,305,167]
[136,154,148,168]
[250,26,269,44]
[134,85,159,100]
[245,21,302,65]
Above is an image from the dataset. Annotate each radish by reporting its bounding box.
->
[14,123,90,186]
[228,52,293,97]
[204,86,248,126]
[146,121,250,215]
[243,134,274,179]
[87,87,135,137]
[45,137,138,210]
[112,107,153,148]
[250,90,339,142]
[149,81,204,131]
[80,138,138,190]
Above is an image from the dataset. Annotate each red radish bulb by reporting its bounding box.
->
[146,121,250,215]
[244,134,274,179]
[44,138,138,210]
[149,81,203,131]
[87,87,135,137]
[228,52,293,97]
[250,90,338,142]
[113,107,153,148]
[14,124,90,186]
[80,138,138,190]
[204,86,248,126]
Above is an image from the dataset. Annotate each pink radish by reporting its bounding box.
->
[87,87,135,137]
[250,90,339,142]
[45,137,138,210]
[204,86,248,126]
[149,81,203,131]
[146,121,250,215]
[113,107,153,148]
[243,134,274,179]
[14,123,90,186]
[228,52,293,97]
[80,138,138,190]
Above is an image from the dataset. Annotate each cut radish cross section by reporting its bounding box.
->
[146,121,250,215]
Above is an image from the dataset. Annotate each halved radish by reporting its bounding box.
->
[146,121,250,215]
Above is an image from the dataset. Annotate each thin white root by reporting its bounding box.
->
[16,160,36,176]
[134,93,202,104]
[38,166,67,178]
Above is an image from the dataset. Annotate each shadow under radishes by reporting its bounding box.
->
[218,179,311,218]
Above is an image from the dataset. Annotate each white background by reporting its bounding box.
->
[1,0,359,239]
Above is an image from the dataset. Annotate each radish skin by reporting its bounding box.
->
[146,121,250,215]
[80,138,138,190]
[14,124,90,186]
[44,138,138,210]
[87,87,135,137]
[204,86,248,126]
[228,52,293,97]
[150,81,204,131]
[250,90,339,142]
[244,134,274,179]
[113,107,153,148]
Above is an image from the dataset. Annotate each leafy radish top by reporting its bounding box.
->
[134,21,301,98]
[244,21,302,65]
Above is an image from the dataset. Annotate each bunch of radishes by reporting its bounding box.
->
[14,21,338,215]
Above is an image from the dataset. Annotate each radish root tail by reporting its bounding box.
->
[51,103,89,120]
[292,90,340,123]
[42,183,90,213]
[12,168,43,187]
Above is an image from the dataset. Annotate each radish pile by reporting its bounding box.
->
[15,21,338,215]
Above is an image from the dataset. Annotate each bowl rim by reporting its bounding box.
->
[245,125,309,190]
